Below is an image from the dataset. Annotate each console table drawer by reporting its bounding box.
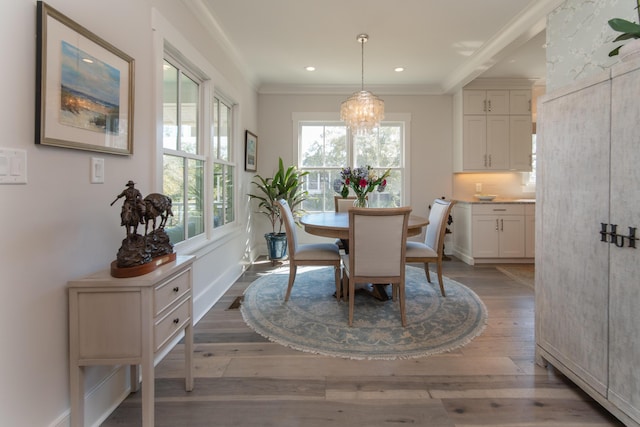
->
[155,296,191,351]
[154,269,190,315]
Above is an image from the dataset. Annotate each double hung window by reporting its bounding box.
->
[297,117,407,212]
[212,96,235,228]
[162,52,236,245]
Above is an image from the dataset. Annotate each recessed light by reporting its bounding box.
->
[305,66,316,71]
[82,58,94,64]
[394,67,404,72]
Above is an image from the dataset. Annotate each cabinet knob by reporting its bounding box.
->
[173,318,180,324]
[173,286,179,293]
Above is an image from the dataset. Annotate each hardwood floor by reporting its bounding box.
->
[103,257,623,426]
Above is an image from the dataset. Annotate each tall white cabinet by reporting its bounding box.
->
[453,81,533,172]
[536,59,640,426]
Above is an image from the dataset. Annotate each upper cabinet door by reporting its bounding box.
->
[463,90,510,115]
[463,90,488,114]
[510,90,532,115]
[486,90,509,114]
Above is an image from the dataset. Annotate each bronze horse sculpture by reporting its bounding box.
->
[143,193,173,235]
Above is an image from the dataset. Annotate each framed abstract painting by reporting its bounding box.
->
[36,1,134,155]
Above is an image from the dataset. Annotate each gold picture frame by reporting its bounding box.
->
[36,1,135,155]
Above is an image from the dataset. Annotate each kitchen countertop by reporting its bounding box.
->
[454,198,535,204]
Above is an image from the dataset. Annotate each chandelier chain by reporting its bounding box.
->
[360,36,365,91]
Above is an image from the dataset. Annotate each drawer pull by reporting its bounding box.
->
[493,208,507,211]
[173,318,180,324]
[173,286,180,293]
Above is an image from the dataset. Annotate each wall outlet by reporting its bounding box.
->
[475,183,482,193]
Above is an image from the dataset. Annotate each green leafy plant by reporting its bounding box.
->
[248,157,309,234]
[608,0,640,57]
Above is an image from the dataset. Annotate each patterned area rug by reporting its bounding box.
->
[241,266,487,360]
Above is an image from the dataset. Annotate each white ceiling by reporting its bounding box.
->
[190,0,560,94]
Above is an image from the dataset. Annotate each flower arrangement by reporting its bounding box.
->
[333,165,390,207]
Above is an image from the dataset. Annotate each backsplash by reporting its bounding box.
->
[547,0,634,91]
[453,172,536,201]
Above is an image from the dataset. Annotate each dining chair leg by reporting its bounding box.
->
[284,265,297,301]
[399,282,406,327]
[348,277,355,326]
[334,265,341,302]
[437,262,446,297]
[424,263,432,283]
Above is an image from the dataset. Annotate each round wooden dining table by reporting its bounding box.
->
[300,212,429,240]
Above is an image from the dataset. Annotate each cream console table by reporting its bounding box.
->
[68,255,195,427]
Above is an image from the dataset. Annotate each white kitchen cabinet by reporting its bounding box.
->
[510,89,532,114]
[455,85,532,172]
[509,115,533,171]
[536,59,640,426]
[472,204,525,258]
[525,204,535,258]
[462,115,509,170]
[452,202,532,265]
[463,90,509,115]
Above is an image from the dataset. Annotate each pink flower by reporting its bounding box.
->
[359,178,368,188]
[381,179,386,186]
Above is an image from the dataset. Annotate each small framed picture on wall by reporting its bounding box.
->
[245,130,258,172]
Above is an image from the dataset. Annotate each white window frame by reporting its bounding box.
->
[212,94,237,230]
[293,112,411,212]
[153,9,240,255]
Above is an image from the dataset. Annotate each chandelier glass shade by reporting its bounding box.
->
[340,34,384,135]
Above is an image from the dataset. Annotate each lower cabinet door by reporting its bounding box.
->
[498,216,525,257]
[472,215,500,257]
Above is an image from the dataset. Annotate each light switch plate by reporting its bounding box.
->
[91,157,104,184]
[0,148,27,184]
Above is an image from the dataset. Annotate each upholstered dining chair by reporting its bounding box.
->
[406,199,456,297]
[342,207,412,326]
[277,199,342,301]
[333,195,359,252]
[334,195,358,212]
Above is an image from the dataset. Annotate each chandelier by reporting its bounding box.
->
[340,34,384,135]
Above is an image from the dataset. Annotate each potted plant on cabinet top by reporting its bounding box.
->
[608,0,640,59]
[249,157,308,263]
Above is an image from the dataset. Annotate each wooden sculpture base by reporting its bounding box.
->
[110,252,177,278]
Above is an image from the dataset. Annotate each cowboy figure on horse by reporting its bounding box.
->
[111,180,147,237]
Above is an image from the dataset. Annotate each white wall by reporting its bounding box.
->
[0,1,257,426]
[255,93,454,244]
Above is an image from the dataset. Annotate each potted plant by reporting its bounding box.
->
[608,0,640,58]
[249,157,308,262]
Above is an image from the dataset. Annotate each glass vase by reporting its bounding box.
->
[353,195,369,208]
